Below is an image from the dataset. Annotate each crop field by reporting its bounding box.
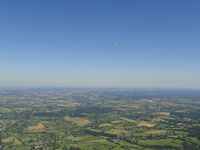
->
[25,123,45,132]
[137,121,156,127]
[138,138,183,149]
[144,130,166,135]
[2,137,22,145]
[153,112,170,116]
[0,88,200,149]
[64,116,91,126]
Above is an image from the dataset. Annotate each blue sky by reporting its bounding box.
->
[0,0,200,87]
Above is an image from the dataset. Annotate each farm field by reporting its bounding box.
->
[0,88,200,149]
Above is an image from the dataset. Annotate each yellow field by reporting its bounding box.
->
[120,117,136,123]
[99,123,113,127]
[25,123,45,132]
[154,112,170,116]
[152,117,161,122]
[144,130,166,135]
[137,121,155,127]
[64,116,91,126]
[175,110,186,113]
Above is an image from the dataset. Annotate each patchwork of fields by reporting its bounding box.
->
[0,88,200,149]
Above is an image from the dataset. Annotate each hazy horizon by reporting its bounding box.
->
[1,0,200,88]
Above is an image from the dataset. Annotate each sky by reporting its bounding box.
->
[0,0,200,88]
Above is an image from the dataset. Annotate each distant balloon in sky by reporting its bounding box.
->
[113,42,117,50]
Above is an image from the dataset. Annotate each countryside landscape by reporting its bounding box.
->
[0,88,200,150]
[1,0,200,149]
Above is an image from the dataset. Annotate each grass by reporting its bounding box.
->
[175,110,187,113]
[65,135,118,150]
[106,128,129,135]
[57,101,80,108]
[144,130,166,135]
[138,138,183,149]
[79,135,104,142]
[120,117,137,123]
[65,135,82,141]
[0,107,11,113]
[193,124,200,127]
[187,137,200,145]
[2,137,22,145]
[153,112,170,116]
[76,139,117,149]
[111,120,121,124]
[64,116,91,126]
[25,122,45,132]
[99,123,113,127]
[151,117,161,122]
[137,121,156,127]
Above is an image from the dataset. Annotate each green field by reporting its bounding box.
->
[0,88,200,149]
